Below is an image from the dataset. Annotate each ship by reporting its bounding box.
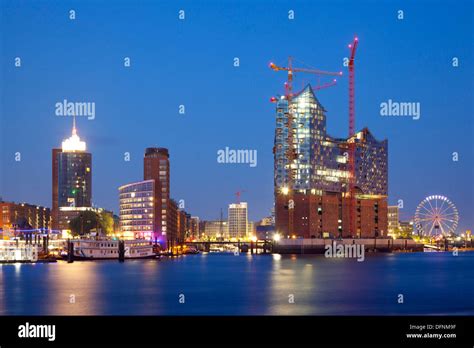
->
[62,239,157,260]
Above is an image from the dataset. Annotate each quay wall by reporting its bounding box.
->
[272,238,423,254]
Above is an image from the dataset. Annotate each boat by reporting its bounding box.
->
[0,240,39,263]
[182,245,200,254]
[63,239,157,260]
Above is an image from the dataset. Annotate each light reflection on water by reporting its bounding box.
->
[0,252,473,315]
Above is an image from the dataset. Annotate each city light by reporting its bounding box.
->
[281,187,289,195]
[273,233,281,242]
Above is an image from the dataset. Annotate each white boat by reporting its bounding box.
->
[0,240,39,263]
[65,239,156,260]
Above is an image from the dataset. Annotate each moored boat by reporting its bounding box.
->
[63,239,157,260]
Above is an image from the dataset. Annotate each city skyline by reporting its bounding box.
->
[0,1,472,233]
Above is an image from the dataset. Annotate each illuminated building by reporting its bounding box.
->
[399,220,414,237]
[57,206,114,233]
[274,85,388,237]
[248,221,255,237]
[202,220,228,239]
[0,201,51,231]
[143,148,180,249]
[228,202,248,239]
[118,147,187,249]
[177,209,188,243]
[189,216,200,239]
[387,205,400,237]
[256,225,275,240]
[118,180,156,239]
[52,119,92,230]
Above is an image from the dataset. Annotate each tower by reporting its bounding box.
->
[52,117,92,231]
[143,148,173,247]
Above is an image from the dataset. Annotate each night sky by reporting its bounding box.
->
[1,0,472,232]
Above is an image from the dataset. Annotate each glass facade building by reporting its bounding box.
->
[52,124,92,230]
[274,84,388,238]
[57,152,92,208]
[274,84,388,196]
[118,180,155,239]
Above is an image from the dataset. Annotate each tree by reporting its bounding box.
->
[69,211,100,237]
[99,211,114,236]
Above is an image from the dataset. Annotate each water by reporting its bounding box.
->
[1,252,473,315]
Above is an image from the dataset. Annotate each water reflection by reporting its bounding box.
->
[0,252,472,315]
[268,255,316,315]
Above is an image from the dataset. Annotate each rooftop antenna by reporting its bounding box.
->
[72,110,77,135]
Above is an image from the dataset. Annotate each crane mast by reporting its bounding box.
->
[348,36,359,237]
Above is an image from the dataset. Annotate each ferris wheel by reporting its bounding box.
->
[414,195,459,237]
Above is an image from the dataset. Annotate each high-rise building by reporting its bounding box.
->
[274,85,388,238]
[52,121,92,231]
[118,147,187,249]
[228,202,248,239]
[143,148,174,247]
[387,205,400,236]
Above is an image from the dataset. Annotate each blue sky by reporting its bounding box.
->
[1,0,473,232]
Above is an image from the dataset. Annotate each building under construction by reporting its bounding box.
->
[272,40,388,239]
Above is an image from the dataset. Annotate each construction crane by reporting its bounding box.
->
[270,79,338,103]
[235,190,245,204]
[269,57,342,236]
[314,78,338,91]
[269,59,342,98]
[347,36,359,238]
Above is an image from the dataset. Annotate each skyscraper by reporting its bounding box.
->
[143,147,174,247]
[228,202,248,239]
[52,120,92,231]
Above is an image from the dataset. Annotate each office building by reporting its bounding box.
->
[202,220,228,239]
[52,120,92,231]
[388,205,400,237]
[228,202,248,239]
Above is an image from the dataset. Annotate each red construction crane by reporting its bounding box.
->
[347,36,359,237]
[348,37,358,137]
[235,190,245,204]
[315,78,338,91]
[270,57,342,236]
[269,59,342,99]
